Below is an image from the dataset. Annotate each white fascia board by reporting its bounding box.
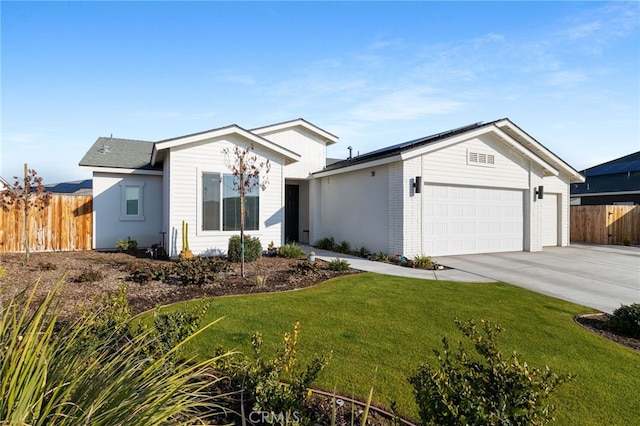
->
[399,124,561,177]
[494,119,584,182]
[252,119,339,145]
[313,155,401,178]
[576,190,640,197]
[80,166,163,176]
[152,125,301,166]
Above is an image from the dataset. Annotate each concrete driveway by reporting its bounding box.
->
[435,244,640,314]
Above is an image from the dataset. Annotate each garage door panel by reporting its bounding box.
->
[423,184,524,256]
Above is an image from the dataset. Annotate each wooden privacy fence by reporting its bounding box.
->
[0,195,92,253]
[570,205,640,245]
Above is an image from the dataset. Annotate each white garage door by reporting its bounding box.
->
[423,185,524,256]
[541,193,558,246]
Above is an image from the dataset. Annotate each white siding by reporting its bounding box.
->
[92,172,163,250]
[258,127,328,178]
[541,193,559,246]
[166,135,284,257]
[421,134,530,189]
[318,165,389,252]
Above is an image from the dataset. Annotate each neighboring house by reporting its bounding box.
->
[570,151,640,206]
[43,179,93,196]
[79,117,584,258]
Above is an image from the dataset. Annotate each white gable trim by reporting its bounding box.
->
[493,119,585,183]
[252,119,339,145]
[400,126,560,177]
[151,125,301,166]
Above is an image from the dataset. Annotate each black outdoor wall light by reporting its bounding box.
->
[413,176,422,194]
[534,185,544,201]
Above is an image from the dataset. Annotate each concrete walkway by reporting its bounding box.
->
[304,245,491,282]
[304,244,640,314]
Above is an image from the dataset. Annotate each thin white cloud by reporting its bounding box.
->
[348,88,464,122]
[545,70,589,87]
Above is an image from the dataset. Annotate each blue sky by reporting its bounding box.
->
[2,1,639,184]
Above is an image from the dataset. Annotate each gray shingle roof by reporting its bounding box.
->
[79,137,160,170]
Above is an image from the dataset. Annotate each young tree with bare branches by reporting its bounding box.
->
[0,164,52,263]
[222,144,271,277]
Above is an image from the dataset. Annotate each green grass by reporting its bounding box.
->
[150,273,640,425]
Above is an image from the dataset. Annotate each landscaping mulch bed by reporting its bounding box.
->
[574,313,640,352]
[0,250,358,321]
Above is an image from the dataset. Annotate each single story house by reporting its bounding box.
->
[79,118,584,258]
[570,151,640,205]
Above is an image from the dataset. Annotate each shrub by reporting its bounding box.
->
[128,262,172,284]
[353,246,369,258]
[315,236,335,250]
[371,251,390,262]
[278,241,306,259]
[0,266,5,279]
[116,237,138,254]
[336,240,351,254]
[327,258,350,271]
[72,268,103,283]
[289,260,320,276]
[227,234,262,262]
[172,256,219,286]
[221,321,331,424]
[149,299,211,356]
[408,318,572,426]
[412,254,433,269]
[607,303,640,338]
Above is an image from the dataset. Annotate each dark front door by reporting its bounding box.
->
[285,184,299,242]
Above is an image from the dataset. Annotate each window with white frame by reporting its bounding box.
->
[202,172,260,231]
[119,181,144,220]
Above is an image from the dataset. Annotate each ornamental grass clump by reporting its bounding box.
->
[0,279,232,425]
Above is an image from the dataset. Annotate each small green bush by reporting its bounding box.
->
[315,236,335,250]
[336,240,351,254]
[289,260,320,276]
[128,262,171,284]
[353,246,369,258]
[227,235,262,262]
[371,251,390,262]
[172,257,220,286]
[409,318,572,426]
[328,258,350,271]
[412,254,433,269]
[116,237,138,253]
[219,321,331,424]
[278,242,306,259]
[607,303,640,338]
[150,299,211,356]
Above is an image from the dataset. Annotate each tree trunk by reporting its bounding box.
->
[23,163,31,264]
[239,165,245,278]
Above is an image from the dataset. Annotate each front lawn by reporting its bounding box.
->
[155,273,640,425]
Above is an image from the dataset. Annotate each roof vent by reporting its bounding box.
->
[99,144,111,154]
